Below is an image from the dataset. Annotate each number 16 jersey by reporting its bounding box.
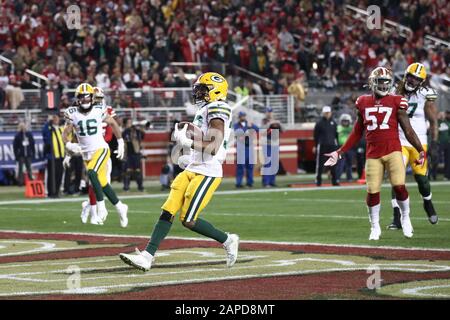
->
[64,104,108,161]
[355,94,408,159]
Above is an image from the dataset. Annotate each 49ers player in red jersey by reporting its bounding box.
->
[79,87,121,225]
[325,67,425,240]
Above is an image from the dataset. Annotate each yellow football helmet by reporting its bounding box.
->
[75,83,94,111]
[192,72,228,105]
[404,63,427,92]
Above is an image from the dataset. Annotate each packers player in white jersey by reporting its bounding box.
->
[119,72,239,271]
[388,63,439,229]
[63,83,129,228]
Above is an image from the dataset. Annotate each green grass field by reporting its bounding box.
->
[1,175,450,299]
[1,175,449,249]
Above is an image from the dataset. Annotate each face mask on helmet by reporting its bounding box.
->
[404,73,423,92]
[371,77,393,96]
[192,83,212,106]
[78,94,92,110]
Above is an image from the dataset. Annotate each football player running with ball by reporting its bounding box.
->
[387,63,439,229]
[63,83,128,228]
[325,67,425,240]
[119,72,239,271]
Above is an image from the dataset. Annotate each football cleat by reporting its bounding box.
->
[119,248,153,272]
[387,207,402,230]
[423,199,438,225]
[369,224,381,241]
[97,207,108,223]
[401,215,414,238]
[89,206,103,225]
[223,233,239,267]
[80,201,90,224]
[116,203,128,228]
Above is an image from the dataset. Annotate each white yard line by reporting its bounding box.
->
[0,206,448,222]
[1,181,449,206]
[1,229,450,252]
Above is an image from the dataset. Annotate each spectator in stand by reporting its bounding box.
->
[0,67,8,108]
[19,72,35,89]
[123,67,141,88]
[0,0,447,99]
[95,64,111,90]
[13,122,35,186]
[287,72,307,122]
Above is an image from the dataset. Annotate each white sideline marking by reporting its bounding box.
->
[1,229,450,252]
[0,206,449,223]
[0,181,449,206]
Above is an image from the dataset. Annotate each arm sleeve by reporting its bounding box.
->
[425,88,438,101]
[103,125,114,143]
[398,96,408,110]
[207,103,231,123]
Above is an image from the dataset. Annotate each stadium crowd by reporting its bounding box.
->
[0,0,449,110]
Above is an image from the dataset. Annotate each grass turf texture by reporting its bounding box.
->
[0,175,449,249]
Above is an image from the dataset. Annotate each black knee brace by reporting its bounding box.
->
[160,210,174,223]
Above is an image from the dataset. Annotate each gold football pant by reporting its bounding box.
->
[402,145,428,176]
[366,151,405,193]
[85,148,110,187]
[161,170,221,222]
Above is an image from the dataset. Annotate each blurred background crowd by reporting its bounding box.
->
[0,0,449,110]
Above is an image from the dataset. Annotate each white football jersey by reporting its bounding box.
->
[64,104,109,161]
[185,100,232,178]
[398,87,438,147]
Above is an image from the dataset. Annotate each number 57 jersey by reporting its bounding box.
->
[64,104,109,161]
[355,94,408,159]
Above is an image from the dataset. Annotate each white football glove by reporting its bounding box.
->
[174,123,193,148]
[63,155,71,169]
[177,154,191,169]
[66,142,82,155]
[324,151,341,167]
[115,138,125,160]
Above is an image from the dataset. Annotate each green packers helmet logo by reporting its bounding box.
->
[211,75,224,83]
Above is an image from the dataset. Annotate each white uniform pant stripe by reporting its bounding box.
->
[186,177,212,222]
[94,148,108,172]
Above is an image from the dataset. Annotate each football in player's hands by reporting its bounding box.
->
[177,122,203,141]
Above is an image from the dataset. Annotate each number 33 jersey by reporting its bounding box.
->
[355,94,408,158]
[64,104,109,160]
[398,87,437,147]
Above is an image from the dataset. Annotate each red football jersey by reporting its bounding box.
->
[102,106,116,143]
[355,94,408,158]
